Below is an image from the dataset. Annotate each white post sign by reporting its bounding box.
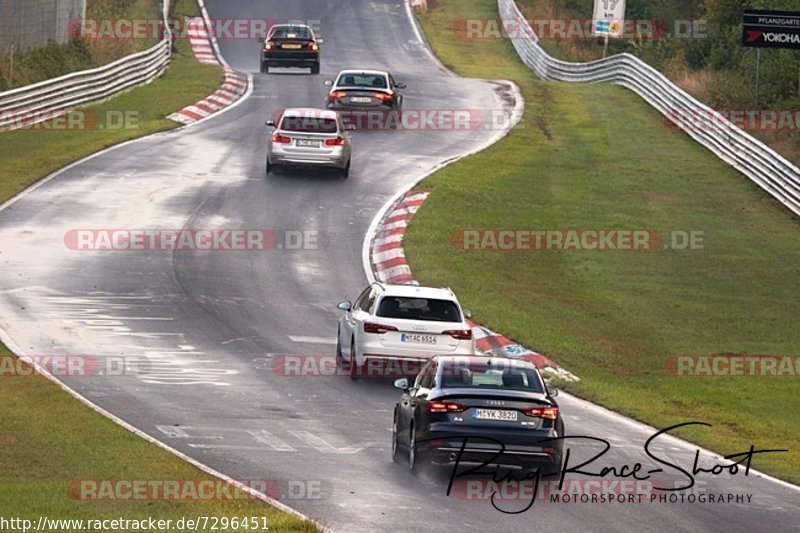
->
[592,0,627,38]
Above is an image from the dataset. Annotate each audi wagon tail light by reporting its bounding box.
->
[429,401,467,413]
[363,322,398,334]
[521,406,559,420]
[442,329,472,340]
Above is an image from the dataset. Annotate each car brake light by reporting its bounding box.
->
[325,137,346,146]
[521,406,559,420]
[376,93,393,102]
[308,42,319,51]
[363,322,398,334]
[264,42,275,50]
[330,91,347,100]
[429,401,467,413]
[272,133,291,144]
[442,329,472,340]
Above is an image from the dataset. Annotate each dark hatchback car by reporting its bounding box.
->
[260,24,321,74]
[392,355,564,476]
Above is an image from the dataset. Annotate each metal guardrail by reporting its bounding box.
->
[0,1,172,131]
[500,0,800,217]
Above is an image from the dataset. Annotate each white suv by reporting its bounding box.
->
[336,283,476,377]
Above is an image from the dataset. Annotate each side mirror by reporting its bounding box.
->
[337,301,352,311]
[394,378,409,391]
[546,385,559,397]
[324,80,333,86]
[397,82,407,89]
[317,39,324,44]
[265,119,275,127]
[463,309,472,319]
[344,123,357,131]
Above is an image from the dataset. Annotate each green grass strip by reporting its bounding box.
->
[409,0,800,484]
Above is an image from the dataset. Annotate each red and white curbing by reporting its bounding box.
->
[185,17,217,64]
[167,17,249,125]
[370,191,579,382]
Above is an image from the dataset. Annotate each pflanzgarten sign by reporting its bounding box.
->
[742,9,800,50]
[592,0,626,38]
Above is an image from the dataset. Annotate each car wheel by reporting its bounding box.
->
[408,424,422,474]
[310,62,320,75]
[349,339,359,380]
[341,160,350,179]
[260,62,269,74]
[266,158,272,175]
[335,328,344,367]
[391,412,402,463]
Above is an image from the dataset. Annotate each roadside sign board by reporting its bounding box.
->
[592,0,626,38]
[742,9,800,50]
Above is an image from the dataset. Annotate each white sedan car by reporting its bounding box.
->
[336,283,476,378]
[266,107,352,178]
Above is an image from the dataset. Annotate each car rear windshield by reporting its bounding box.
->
[439,363,545,392]
[376,297,461,322]
[280,116,338,133]
[270,27,312,40]
[337,74,388,89]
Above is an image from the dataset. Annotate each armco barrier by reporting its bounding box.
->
[499,0,800,217]
[0,1,172,132]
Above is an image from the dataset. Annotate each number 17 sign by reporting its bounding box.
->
[592,0,627,38]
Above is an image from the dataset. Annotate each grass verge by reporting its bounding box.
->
[408,0,800,483]
[0,2,316,530]
[0,0,223,200]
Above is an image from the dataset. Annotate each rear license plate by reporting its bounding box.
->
[400,333,437,344]
[474,409,518,421]
[282,43,302,49]
[350,96,372,103]
[295,139,320,147]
